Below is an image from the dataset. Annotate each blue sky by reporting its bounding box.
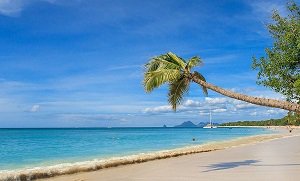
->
[0,0,297,127]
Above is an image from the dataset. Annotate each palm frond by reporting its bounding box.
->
[145,59,161,72]
[144,69,181,92]
[186,56,202,70]
[144,52,208,106]
[168,76,190,111]
[166,52,187,69]
[193,71,208,96]
[145,57,181,72]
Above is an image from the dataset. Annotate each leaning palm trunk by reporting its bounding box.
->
[143,52,300,113]
[191,72,300,113]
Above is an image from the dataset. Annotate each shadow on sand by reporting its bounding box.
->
[202,160,259,172]
[203,160,300,172]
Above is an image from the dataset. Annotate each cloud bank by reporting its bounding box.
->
[143,96,287,119]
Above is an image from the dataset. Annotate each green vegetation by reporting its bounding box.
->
[143,52,208,110]
[252,1,300,103]
[221,113,300,126]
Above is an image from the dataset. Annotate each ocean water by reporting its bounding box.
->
[0,127,274,171]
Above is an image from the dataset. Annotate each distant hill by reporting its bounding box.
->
[197,122,209,127]
[174,121,197,127]
[174,121,220,128]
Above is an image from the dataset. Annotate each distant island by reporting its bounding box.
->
[174,121,220,128]
[221,114,300,126]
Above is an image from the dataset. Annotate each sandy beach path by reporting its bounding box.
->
[42,134,300,181]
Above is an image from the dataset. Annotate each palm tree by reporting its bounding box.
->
[143,52,300,112]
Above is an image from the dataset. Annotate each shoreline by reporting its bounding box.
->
[0,130,295,181]
[46,131,300,181]
[218,125,300,128]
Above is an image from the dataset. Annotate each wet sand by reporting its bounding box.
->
[39,128,300,181]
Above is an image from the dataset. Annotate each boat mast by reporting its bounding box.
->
[209,110,212,126]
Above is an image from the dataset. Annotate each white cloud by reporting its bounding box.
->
[0,0,74,17]
[142,91,289,120]
[265,109,287,115]
[267,109,277,115]
[143,105,172,114]
[0,0,23,16]
[199,112,209,116]
[212,108,227,113]
[249,0,288,20]
[235,102,257,109]
[204,97,227,104]
[29,104,40,112]
[58,113,118,122]
[247,108,287,117]
[143,98,228,114]
[183,99,201,107]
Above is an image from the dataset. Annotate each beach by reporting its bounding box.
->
[0,127,298,181]
[39,128,300,181]
[0,127,275,180]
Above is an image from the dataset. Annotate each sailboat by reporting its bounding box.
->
[203,111,217,128]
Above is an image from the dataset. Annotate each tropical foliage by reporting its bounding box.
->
[252,1,300,103]
[221,113,300,126]
[144,52,207,110]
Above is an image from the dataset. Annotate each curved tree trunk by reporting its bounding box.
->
[191,72,300,113]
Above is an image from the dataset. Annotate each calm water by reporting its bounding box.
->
[0,127,274,171]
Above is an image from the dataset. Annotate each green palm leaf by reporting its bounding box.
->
[144,69,181,92]
[145,57,181,72]
[166,52,187,69]
[143,52,208,111]
[186,56,202,71]
[168,76,190,110]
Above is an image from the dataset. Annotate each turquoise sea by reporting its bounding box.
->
[0,127,274,171]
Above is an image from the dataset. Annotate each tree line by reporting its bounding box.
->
[221,113,300,126]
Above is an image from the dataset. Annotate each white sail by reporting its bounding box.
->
[203,110,217,128]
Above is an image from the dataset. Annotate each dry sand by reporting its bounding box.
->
[39,128,300,181]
